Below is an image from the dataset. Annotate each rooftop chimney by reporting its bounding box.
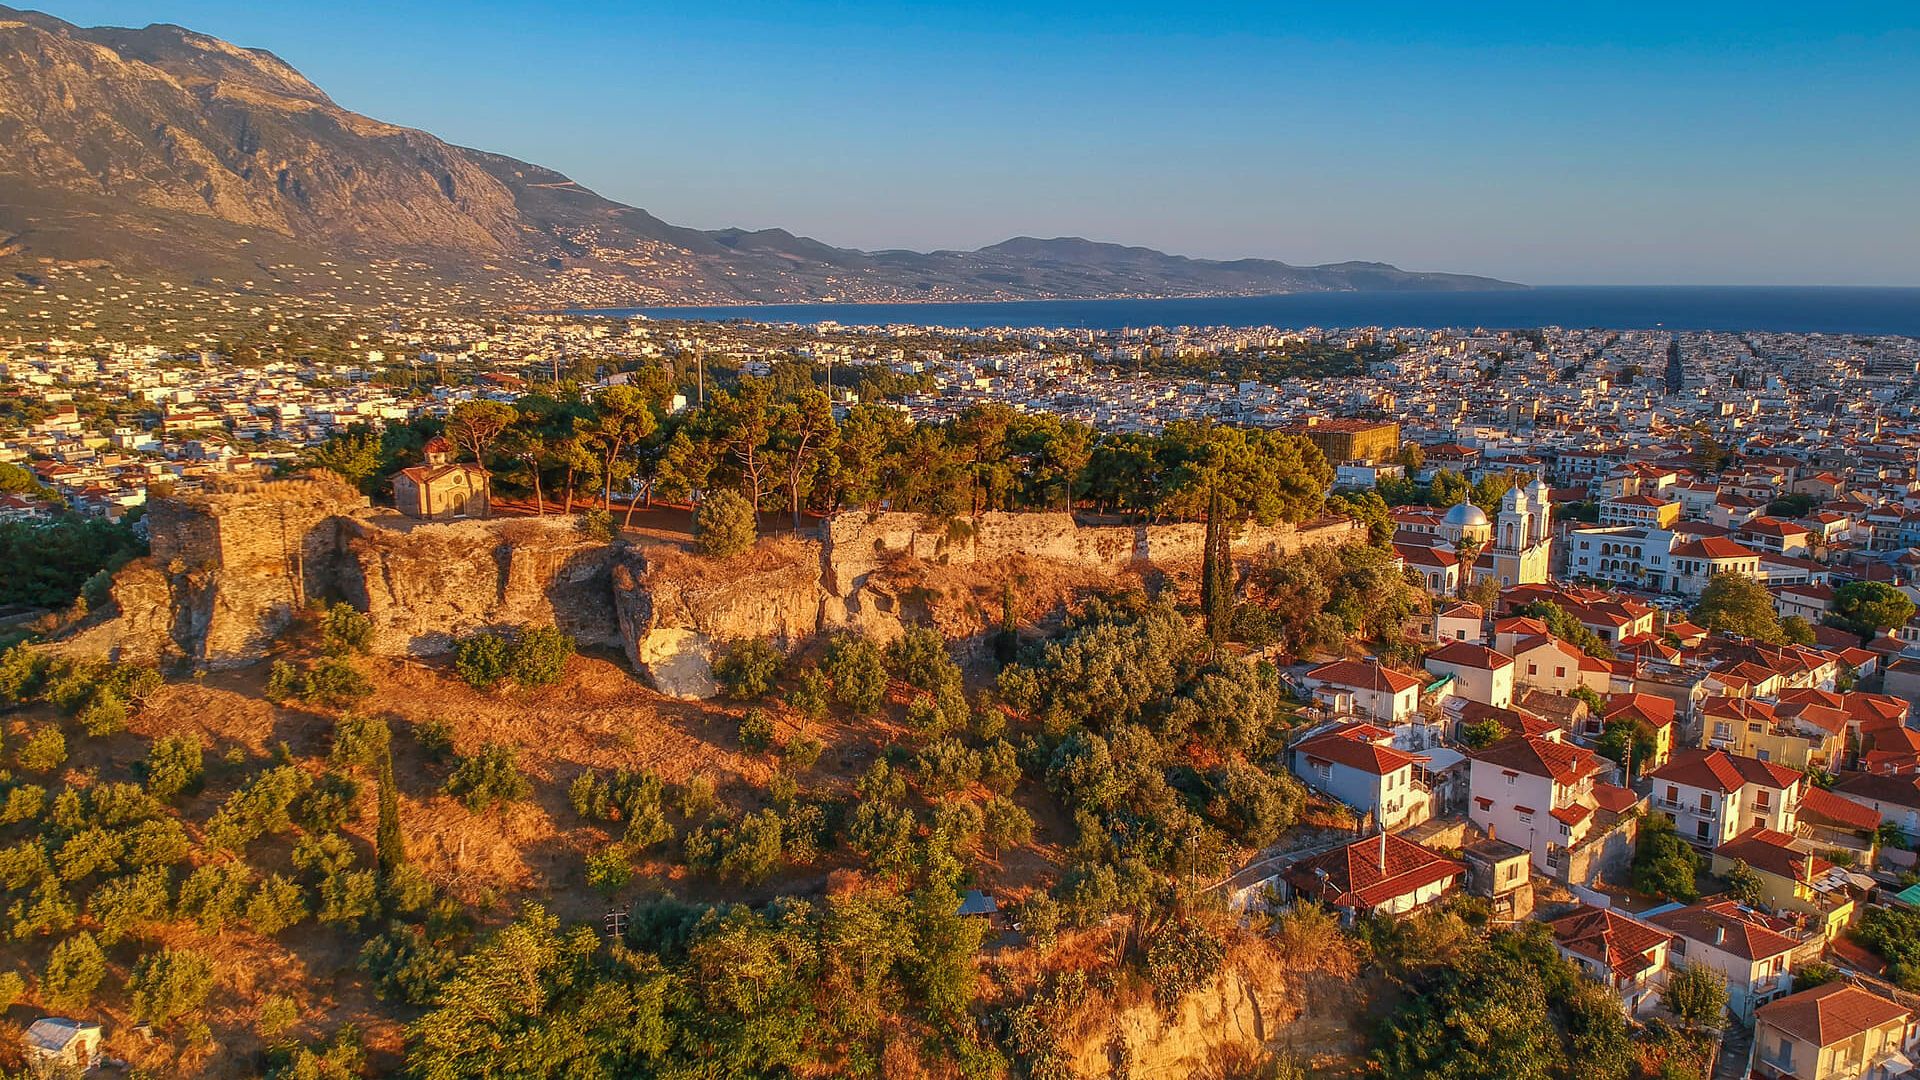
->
[1713,923,1726,946]
[1378,826,1388,873]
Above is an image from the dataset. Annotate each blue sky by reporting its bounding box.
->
[29,2,1920,284]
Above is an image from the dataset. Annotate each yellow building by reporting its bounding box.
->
[1753,982,1913,1080]
[1710,829,1857,941]
[1700,698,1843,773]
[1285,418,1401,465]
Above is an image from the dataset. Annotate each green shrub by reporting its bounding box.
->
[329,714,391,772]
[321,602,374,656]
[982,795,1036,853]
[506,626,574,688]
[680,775,717,820]
[0,785,43,825]
[246,874,310,936]
[444,744,531,812]
[76,691,129,737]
[789,665,830,723]
[737,709,776,753]
[414,718,455,762]
[16,727,66,773]
[784,735,824,770]
[87,867,173,945]
[267,657,374,708]
[54,827,125,883]
[917,737,983,796]
[714,637,785,700]
[204,766,311,852]
[42,932,107,1010]
[0,971,22,1012]
[824,634,889,716]
[295,772,362,834]
[453,633,511,690]
[693,489,757,557]
[129,946,215,1027]
[177,862,254,932]
[695,809,785,884]
[578,507,615,542]
[455,628,574,690]
[359,921,459,1006]
[585,844,632,896]
[259,995,300,1041]
[0,644,46,705]
[1145,919,1227,1012]
[141,735,204,801]
[119,818,191,869]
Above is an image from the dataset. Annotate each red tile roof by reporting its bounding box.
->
[1648,899,1797,962]
[1549,905,1671,980]
[1646,748,1801,795]
[1470,735,1606,786]
[1293,729,1423,778]
[1755,982,1911,1047]
[1306,660,1423,695]
[1282,833,1464,910]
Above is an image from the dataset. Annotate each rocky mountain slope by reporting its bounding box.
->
[0,5,1519,306]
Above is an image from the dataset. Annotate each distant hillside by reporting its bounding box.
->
[0,5,1521,306]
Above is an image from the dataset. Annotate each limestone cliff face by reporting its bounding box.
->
[143,478,365,666]
[338,516,620,656]
[1070,969,1276,1078]
[63,482,620,668]
[60,484,1361,691]
[610,542,837,699]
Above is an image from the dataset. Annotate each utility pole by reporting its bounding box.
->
[696,343,706,406]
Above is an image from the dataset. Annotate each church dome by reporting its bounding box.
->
[1442,502,1490,529]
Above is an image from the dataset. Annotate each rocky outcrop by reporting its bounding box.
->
[144,477,366,666]
[1070,969,1274,1079]
[60,482,1363,691]
[62,481,620,669]
[610,542,837,699]
[338,516,620,656]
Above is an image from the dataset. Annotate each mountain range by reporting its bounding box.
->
[0,6,1521,307]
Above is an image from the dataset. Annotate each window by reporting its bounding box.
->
[1528,664,1538,676]
[1555,666,1567,678]
[1696,820,1710,842]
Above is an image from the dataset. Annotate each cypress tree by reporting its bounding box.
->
[1202,485,1233,648]
[375,737,406,879]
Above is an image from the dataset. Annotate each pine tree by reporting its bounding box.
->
[375,739,406,879]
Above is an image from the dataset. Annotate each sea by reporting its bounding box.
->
[589,285,1920,336]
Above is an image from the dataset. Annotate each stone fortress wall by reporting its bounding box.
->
[63,483,1364,696]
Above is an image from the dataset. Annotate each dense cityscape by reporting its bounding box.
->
[3,2,1920,1079]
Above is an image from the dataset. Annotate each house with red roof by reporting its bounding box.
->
[1280,830,1464,921]
[1670,535,1764,597]
[1603,693,1679,768]
[1510,634,1611,698]
[1433,601,1484,645]
[1710,828,1860,940]
[1753,982,1915,1080]
[1423,641,1515,709]
[1649,899,1799,1023]
[1301,660,1424,725]
[1644,748,1802,848]
[1467,734,1624,879]
[1288,722,1432,831]
[1548,904,1675,1016]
